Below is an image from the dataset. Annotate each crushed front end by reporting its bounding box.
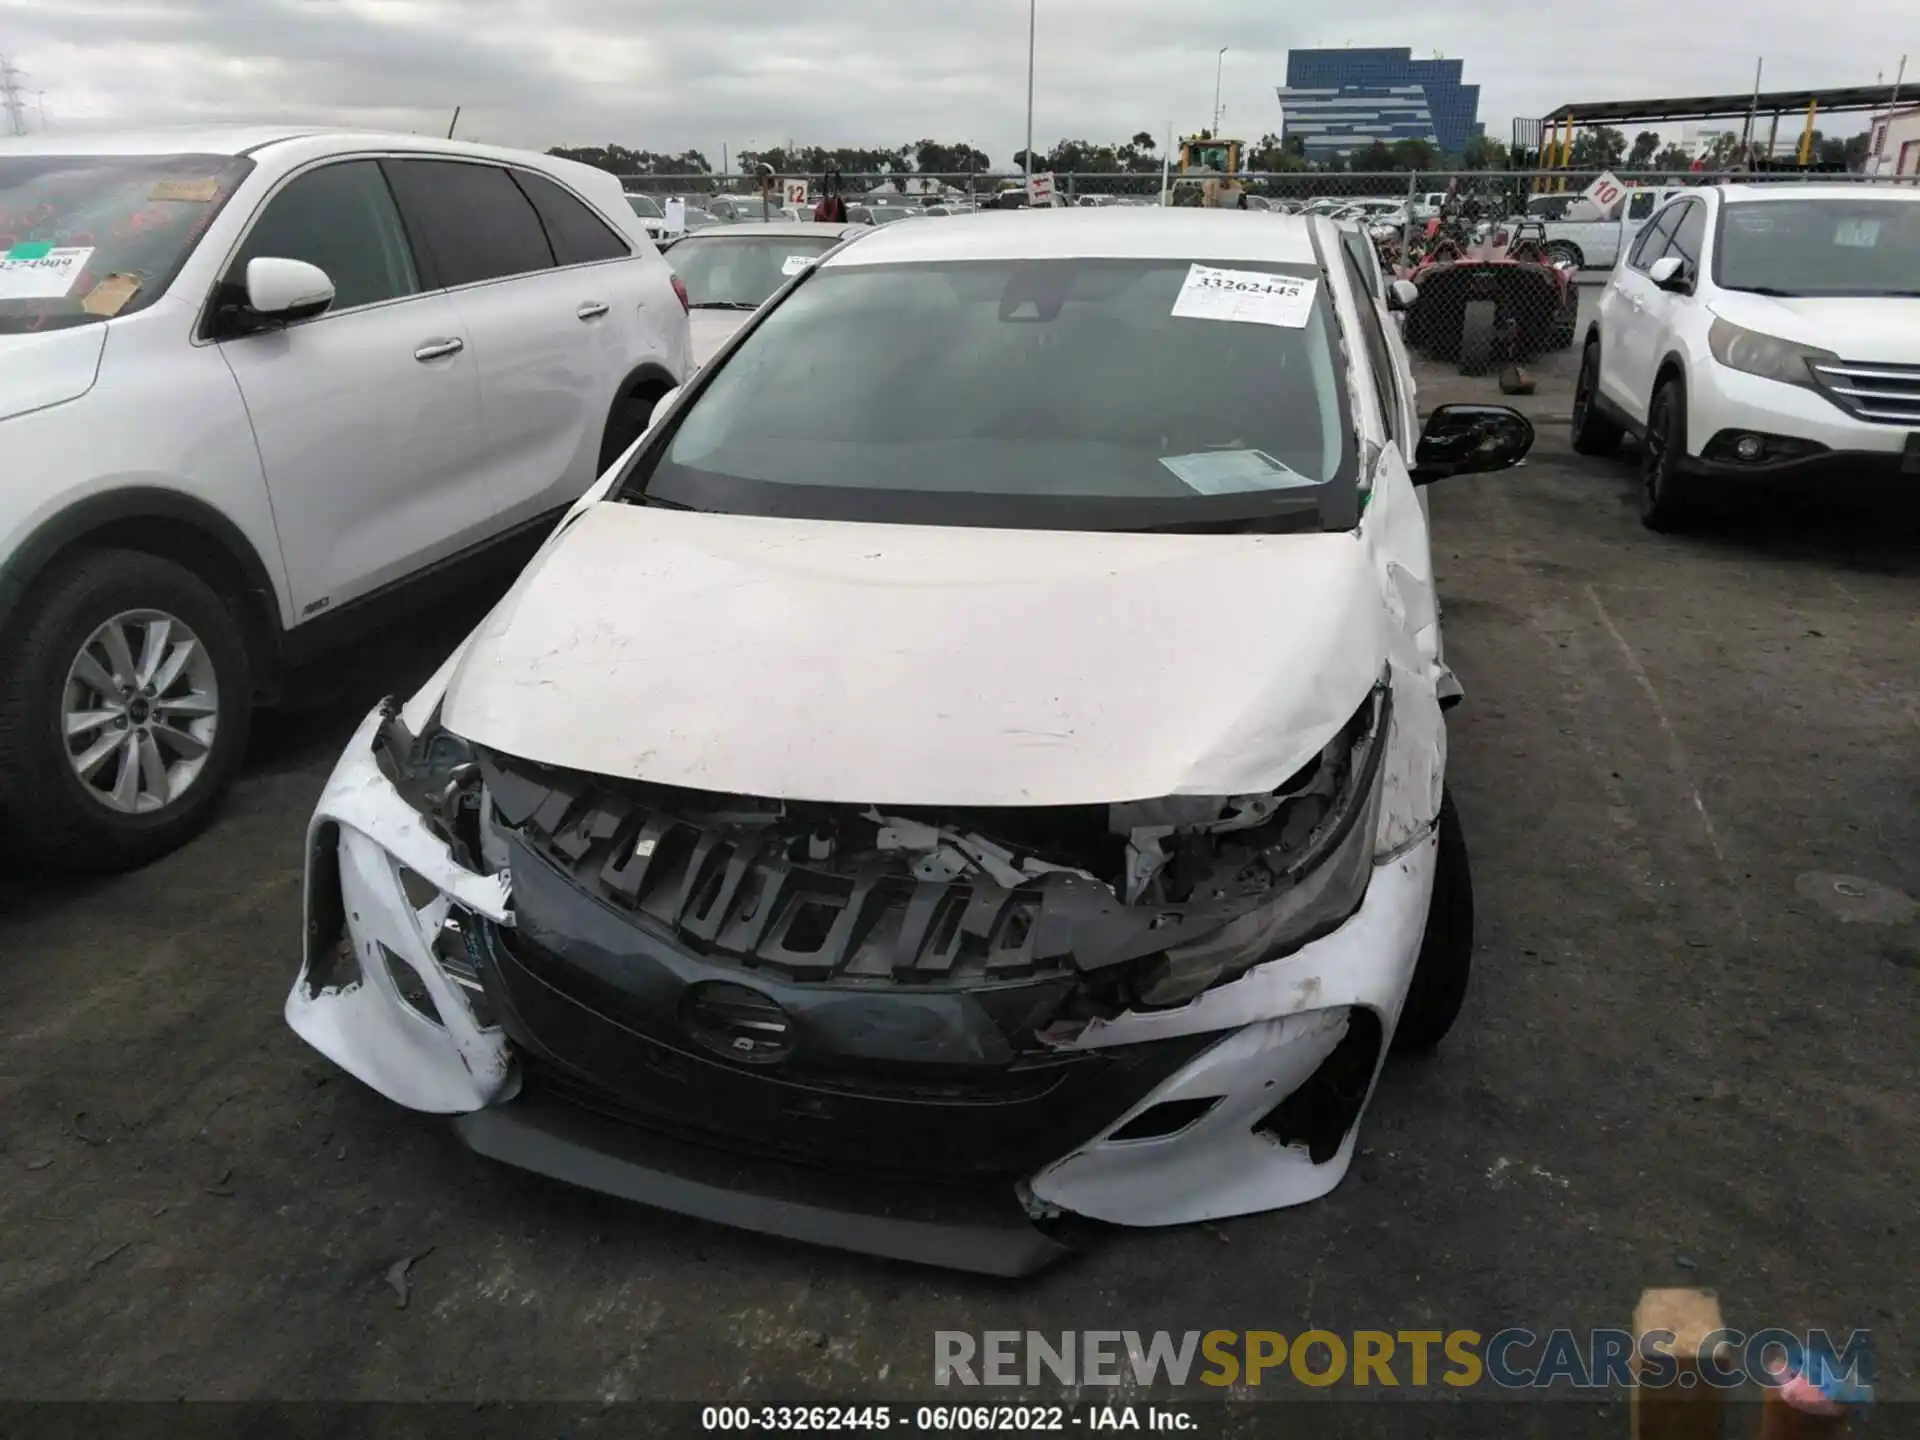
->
[289,679,1440,1276]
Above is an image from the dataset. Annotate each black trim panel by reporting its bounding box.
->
[453,1092,1075,1277]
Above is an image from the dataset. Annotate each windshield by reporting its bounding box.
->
[666,231,847,308]
[626,256,1353,532]
[1715,199,1920,297]
[0,153,252,334]
[626,194,664,219]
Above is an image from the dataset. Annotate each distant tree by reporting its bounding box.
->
[913,140,992,176]
[1349,140,1394,172]
[1653,143,1693,171]
[1570,125,1628,168]
[1627,131,1661,167]
[1705,130,1743,166]
[1387,137,1439,170]
[1131,131,1156,151]
[1460,134,1509,170]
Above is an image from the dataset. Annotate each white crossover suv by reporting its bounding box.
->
[1571,182,1920,530]
[0,127,693,870]
[285,209,1538,1276]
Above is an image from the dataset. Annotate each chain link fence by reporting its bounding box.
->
[627,168,1913,382]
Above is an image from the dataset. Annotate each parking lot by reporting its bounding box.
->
[1,349,1916,1409]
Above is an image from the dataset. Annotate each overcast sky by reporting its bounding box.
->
[1,0,1907,163]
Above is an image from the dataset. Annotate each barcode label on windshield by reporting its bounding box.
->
[1171,265,1316,328]
[0,246,94,300]
[782,254,816,276]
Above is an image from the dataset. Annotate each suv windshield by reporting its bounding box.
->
[626,255,1352,532]
[666,231,848,308]
[1715,198,1920,297]
[0,153,252,333]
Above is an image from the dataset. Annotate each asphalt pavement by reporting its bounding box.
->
[1,360,1915,1415]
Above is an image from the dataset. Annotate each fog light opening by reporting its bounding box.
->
[1734,434,1765,461]
[1253,1009,1384,1164]
[379,943,444,1026]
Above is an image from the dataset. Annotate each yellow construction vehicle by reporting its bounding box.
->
[1179,134,1242,175]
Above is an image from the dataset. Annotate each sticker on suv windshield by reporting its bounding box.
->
[1833,218,1881,248]
[1171,264,1316,328]
[781,254,817,276]
[1159,449,1316,494]
[150,178,221,203]
[0,246,95,300]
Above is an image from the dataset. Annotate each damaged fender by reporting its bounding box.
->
[1028,833,1438,1226]
[285,705,516,1113]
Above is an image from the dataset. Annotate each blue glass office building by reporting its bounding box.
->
[1276,48,1485,159]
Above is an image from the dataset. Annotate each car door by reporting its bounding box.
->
[1598,201,1687,420]
[381,158,622,531]
[213,157,497,619]
[1616,199,1704,417]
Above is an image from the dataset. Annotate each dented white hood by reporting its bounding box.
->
[439,502,1390,807]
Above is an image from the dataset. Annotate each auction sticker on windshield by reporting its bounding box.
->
[781,254,816,276]
[1833,218,1881,248]
[1159,449,1315,494]
[0,246,94,299]
[1171,265,1316,328]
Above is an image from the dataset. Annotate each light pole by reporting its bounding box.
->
[1024,0,1036,180]
[1213,47,1228,136]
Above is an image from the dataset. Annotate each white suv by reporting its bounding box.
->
[0,127,693,871]
[1571,182,1920,530]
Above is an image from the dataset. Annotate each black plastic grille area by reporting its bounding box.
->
[485,760,1119,986]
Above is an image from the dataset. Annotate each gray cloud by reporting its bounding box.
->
[1,0,1902,165]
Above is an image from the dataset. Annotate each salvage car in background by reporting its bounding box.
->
[659,220,870,366]
[1572,183,1920,530]
[285,209,1534,1276]
[0,128,693,870]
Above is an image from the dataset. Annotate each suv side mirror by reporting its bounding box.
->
[1647,255,1690,293]
[1410,403,1535,486]
[1387,278,1419,312]
[244,257,335,321]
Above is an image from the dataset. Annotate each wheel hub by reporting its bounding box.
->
[61,608,220,816]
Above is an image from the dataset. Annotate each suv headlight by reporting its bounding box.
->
[1707,318,1838,389]
[1121,685,1391,1008]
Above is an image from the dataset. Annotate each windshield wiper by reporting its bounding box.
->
[688,301,760,311]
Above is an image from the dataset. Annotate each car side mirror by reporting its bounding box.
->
[1387,278,1419,312]
[650,386,682,426]
[1410,403,1535,486]
[244,257,335,321]
[1647,255,1690,293]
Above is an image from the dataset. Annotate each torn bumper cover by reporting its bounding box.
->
[288,683,1439,1276]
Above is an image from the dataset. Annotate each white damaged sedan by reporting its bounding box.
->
[287,210,1534,1275]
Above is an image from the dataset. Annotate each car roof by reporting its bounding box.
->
[674,220,869,239]
[1715,182,1920,204]
[0,125,598,173]
[818,208,1321,267]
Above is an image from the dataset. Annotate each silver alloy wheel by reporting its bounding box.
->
[61,608,220,815]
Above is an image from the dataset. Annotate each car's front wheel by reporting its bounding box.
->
[1640,376,1698,532]
[0,550,252,872]
[1392,791,1473,1054]
[1570,338,1623,455]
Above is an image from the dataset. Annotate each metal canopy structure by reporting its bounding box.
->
[1539,82,1907,128]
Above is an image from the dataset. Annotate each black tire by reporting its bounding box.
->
[1393,791,1474,1054]
[1458,299,1496,376]
[1545,240,1583,269]
[597,382,669,474]
[1570,338,1624,456]
[0,550,253,873]
[1640,376,1698,532]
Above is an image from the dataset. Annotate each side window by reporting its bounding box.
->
[1340,252,1401,443]
[1627,191,1659,222]
[1629,205,1684,271]
[231,160,418,312]
[511,170,630,265]
[381,159,555,288]
[1665,201,1707,272]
